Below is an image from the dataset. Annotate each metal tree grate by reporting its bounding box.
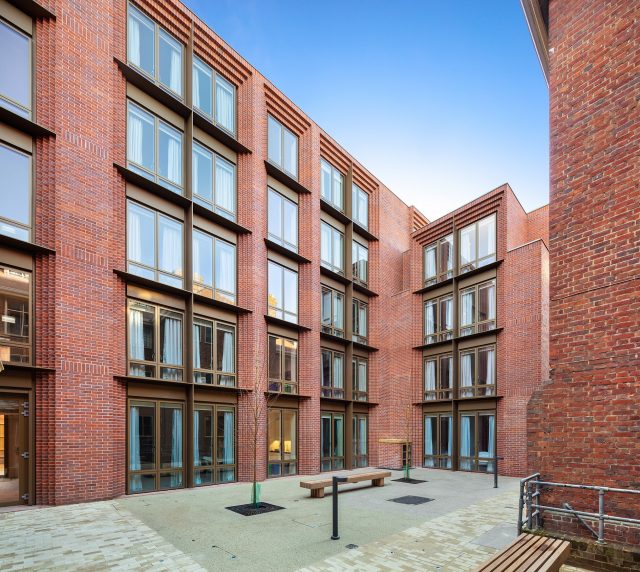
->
[388,495,434,505]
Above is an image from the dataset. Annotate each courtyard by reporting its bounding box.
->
[0,468,587,571]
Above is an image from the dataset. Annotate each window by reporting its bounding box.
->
[268,335,298,393]
[0,265,31,365]
[352,240,368,285]
[194,404,235,485]
[0,143,31,241]
[192,141,236,220]
[267,115,298,178]
[128,400,184,493]
[268,408,297,477]
[192,229,236,304]
[353,414,368,468]
[352,184,369,229]
[423,353,453,401]
[320,159,344,210]
[127,201,183,287]
[0,19,31,117]
[459,214,496,273]
[192,56,236,134]
[320,221,344,274]
[127,4,183,96]
[424,414,452,469]
[127,101,184,194]
[423,234,453,286]
[321,286,344,337]
[459,279,496,336]
[267,261,298,323]
[321,349,344,399]
[267,188,298,252]
[460,345,495,398]
[352,298,368,344]
[352,356,368,401]
[321,412,344,471]
[423,294,453,344]
[127,300,183,380]
[460,412,495,473]
[193,318,235,386]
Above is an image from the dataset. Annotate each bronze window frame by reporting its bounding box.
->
[267,334,298,394]
[320,221,345,275]
[458,411,496,473]
[267,186,298,253]
[352,298,369,345]
[459,279,496,336]
[423,413,453,469]
[351,239,369,287]
[320,158,345,211]
[352,413,368,468]
[423,234,453,286]
[0,264,32,366]
[193,317,236,386]
[423,294,454,344]
[192,139,237,221]
[0,17,32,119]
[267,406,298,478]
[459,344,496,398]
[458,213,497,274]
[321,285,344,338]
[351,183,369,230]
[321,348,345,399]
[267,114,298,179]
[423,353,453,401]
[193,403,236,485]
[0,142,32,241]
[192,228,237,304]
[352,356,369,402]
[320,411,345,472]
[192,55,237,137]
[267,260,298,324]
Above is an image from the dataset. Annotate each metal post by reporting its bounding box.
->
[331,476,347,540]
[493,456,504,488]
[597,489,605,544]
[535,475,541,529]
[527,481,533,530]
[517,478,525,535]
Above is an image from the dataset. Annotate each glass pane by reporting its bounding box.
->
[128,300,155,364]
[321,415,331,459]
[424,245,436,280]
[283,268,297,321]
[193,142,213,203]
[478,347,495,387]
[193,319,213,371]
[321,160,332,202]
[358,417,367,456]
[478,414,495,469]
[215,74,235,133]
[332,169,344,209]
[127,103,155,172]
[424,416,437,456]
[0,145,30,232]
[283,128,297,177]
[159,471,183,490]
[0,21,30,115]
[425,300,437,335]
[268,262,282,316]
[160,310,182,366]
[267,189,282,242]
[460,415,476,459]
[358,361,367,392]
[0,266,31,364]
[160,405,182,470]
[478,215,496,260]
[333,230,344,271]
[321,350,331,388]
[129,473,155,493]
[158,215,183,278]
[216,325,235,374]
[320,222,331,266]
[193,230,213,288]
[127,5,154,76]
[460,291,475,327]
[283,339,297,384]
[440,355,452,390]
[158,122,183,187]
[460,225,476,267]
[216,410,234,465]
[267,409,281,461]
[215,239,236,299]
[441,235,453,274]
[193,57,213,116]
[333,415,344,457]
[268,336,281,380]
[267,116,282,166]
[440,416,452,457]
[283,198,298,248]
[334,293,344,329]
[130,404,155,471]
[479,282,496,321]
[333,354,344,389]
[194,408,213,467]
[159,29,182,95]
[321,289,331,326]
[214,155,235,217]
[283,410,296,460]
[441,297,452,331]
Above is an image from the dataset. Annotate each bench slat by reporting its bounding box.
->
[476,534,539,572]
[300,471,391,497]
[475,534,571,572]
[502,536,557,572]
[535,540,571,572]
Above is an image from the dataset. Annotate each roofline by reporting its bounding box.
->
[520,0,549,85]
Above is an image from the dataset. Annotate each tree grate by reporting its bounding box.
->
[388,495,434,505]
[225,502,285,516]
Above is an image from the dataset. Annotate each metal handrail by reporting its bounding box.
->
[517,473,640,544]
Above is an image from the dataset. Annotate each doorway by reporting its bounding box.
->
[0,397,28,506]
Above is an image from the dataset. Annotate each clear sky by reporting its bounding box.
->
[184,0,549,221]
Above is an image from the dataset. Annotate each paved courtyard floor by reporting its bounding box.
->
[0,468,589,571]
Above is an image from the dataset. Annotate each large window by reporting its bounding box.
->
[0,143,30,241]
[352,298,368,344]
[0,265,31,365]
[0,19,31,117]
[321,349,344,399]
[127,101,184,194]
[192,229,236,304]
[320,159,344,211]
[424,353,453,401]
[268,335,298,393]
[321,412,344,471]
[320,221,344,275]
[267,261,298,323]
[127,201,183,287]
[353,414,368,468]
[423,294,453,344]
[424,234,453,286]
[352,240,369,286]
[352,184,369,229]
[460,412,495,473]
[460,345,495,398]
[192,141,236,220]
[321,286,344,338]
[268,408,297,477]
[127,4,183,96]
[352,356,368,401]
[192,56,235,135]
[194,404,235,485]
[193,318,235,386]
[267,188,298,252]
[127,300,183,380]
[424,414,452,469]
[128,400,184,493]
[459,279,496,336]
[267,115,298,178]
[459,214,497,274]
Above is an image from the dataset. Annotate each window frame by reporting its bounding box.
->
[423,353,453,401]
[459,411,496,473]
[459,344,496,398]
[0,141,32,242]
[0,264,32,365]
[423,413,452,469]
[267,114,298,179]
[352,356,369,401]
[423,294,453,344]
[192,55,237,136]
[320,411,345,472]
[423,234,453,286]
[320,221,345,275]
[267,407,298,477]
[352,239,369,286]
[459,279,496,336]
[352,183,369,229]
[352,413,368,468]
[268,334,298,394]
[320,158,345,211]
[321,285,344,338]
[352,298,369,345]
[267,187,298,252]
[193,317,236,387]
[267,260,298,323]
[321,348,345,399]
[192,227,237,304]
[0,17,32,118]
[193,403,236,485]
[459,214,497,274]
[192,139,237,221]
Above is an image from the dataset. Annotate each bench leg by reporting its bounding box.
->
[373,478,385,487]
[311,488,325,498]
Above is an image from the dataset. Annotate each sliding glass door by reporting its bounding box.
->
[194,404,235,485]
[321,412,344,471]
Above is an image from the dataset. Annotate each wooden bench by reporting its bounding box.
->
[300,470,392,498]
[475,533,571,572]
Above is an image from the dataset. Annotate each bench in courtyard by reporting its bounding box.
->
[300,470,391,498]
[474,533,570,572]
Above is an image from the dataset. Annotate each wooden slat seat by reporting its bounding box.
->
[300,470,392,498]
[475,533,571,572]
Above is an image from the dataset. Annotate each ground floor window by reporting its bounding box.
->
[128,400,184,493]
[423,413,452,469]
[459,411,495,473]
[352,414,368,468]
[321,412,344,471]
[194,404,235,485]
[267,407,297,477]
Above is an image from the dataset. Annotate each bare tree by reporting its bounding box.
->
[403,403,413,480]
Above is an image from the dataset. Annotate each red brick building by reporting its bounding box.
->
[0,0,548,506]
[523,0,640,548]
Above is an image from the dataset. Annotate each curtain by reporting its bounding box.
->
[161,315,182,366]
[321,224,331,265]
[461,353,473,397]
[425,360,436,392]
[445,299,453,330]
[215,241,235,297]
[193,232,201,285]
[167,136,181,186]
[425,418,434,456]
[127,14,141,68]
[169,48,181,94]
[487,416,495,472]
[460,416,472,470]
[215,157,234,215]
[486,349,495,390]
[193,324,201,369]
[461,292,473,326]
[425,248,436,279]
[170,408,182,487]
[333,231,343,270]
[461,230,472,264]
[127,109,143,165]
[193,66,201,110]
[160,219,182,276]
[488,285,496,320]
[334,355,343,389]
[127,206,142,263]
[221,329,234,372]
[194,411,201,485]
[216,77,234,132]
[129,406,142,491]
[128,308,144,361]
[223,411,234,465]
[425,302,435,334]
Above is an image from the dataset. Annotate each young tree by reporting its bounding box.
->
[403,403,413,480]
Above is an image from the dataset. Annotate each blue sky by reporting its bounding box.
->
[184,0,549,220]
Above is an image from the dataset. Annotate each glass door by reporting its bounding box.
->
[321,412,344,471]
[0,396,28,506]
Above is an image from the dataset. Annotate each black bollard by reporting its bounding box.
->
[494,456,504,488]
[331,476,348,540]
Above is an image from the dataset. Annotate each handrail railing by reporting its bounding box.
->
[517,473,640,544]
